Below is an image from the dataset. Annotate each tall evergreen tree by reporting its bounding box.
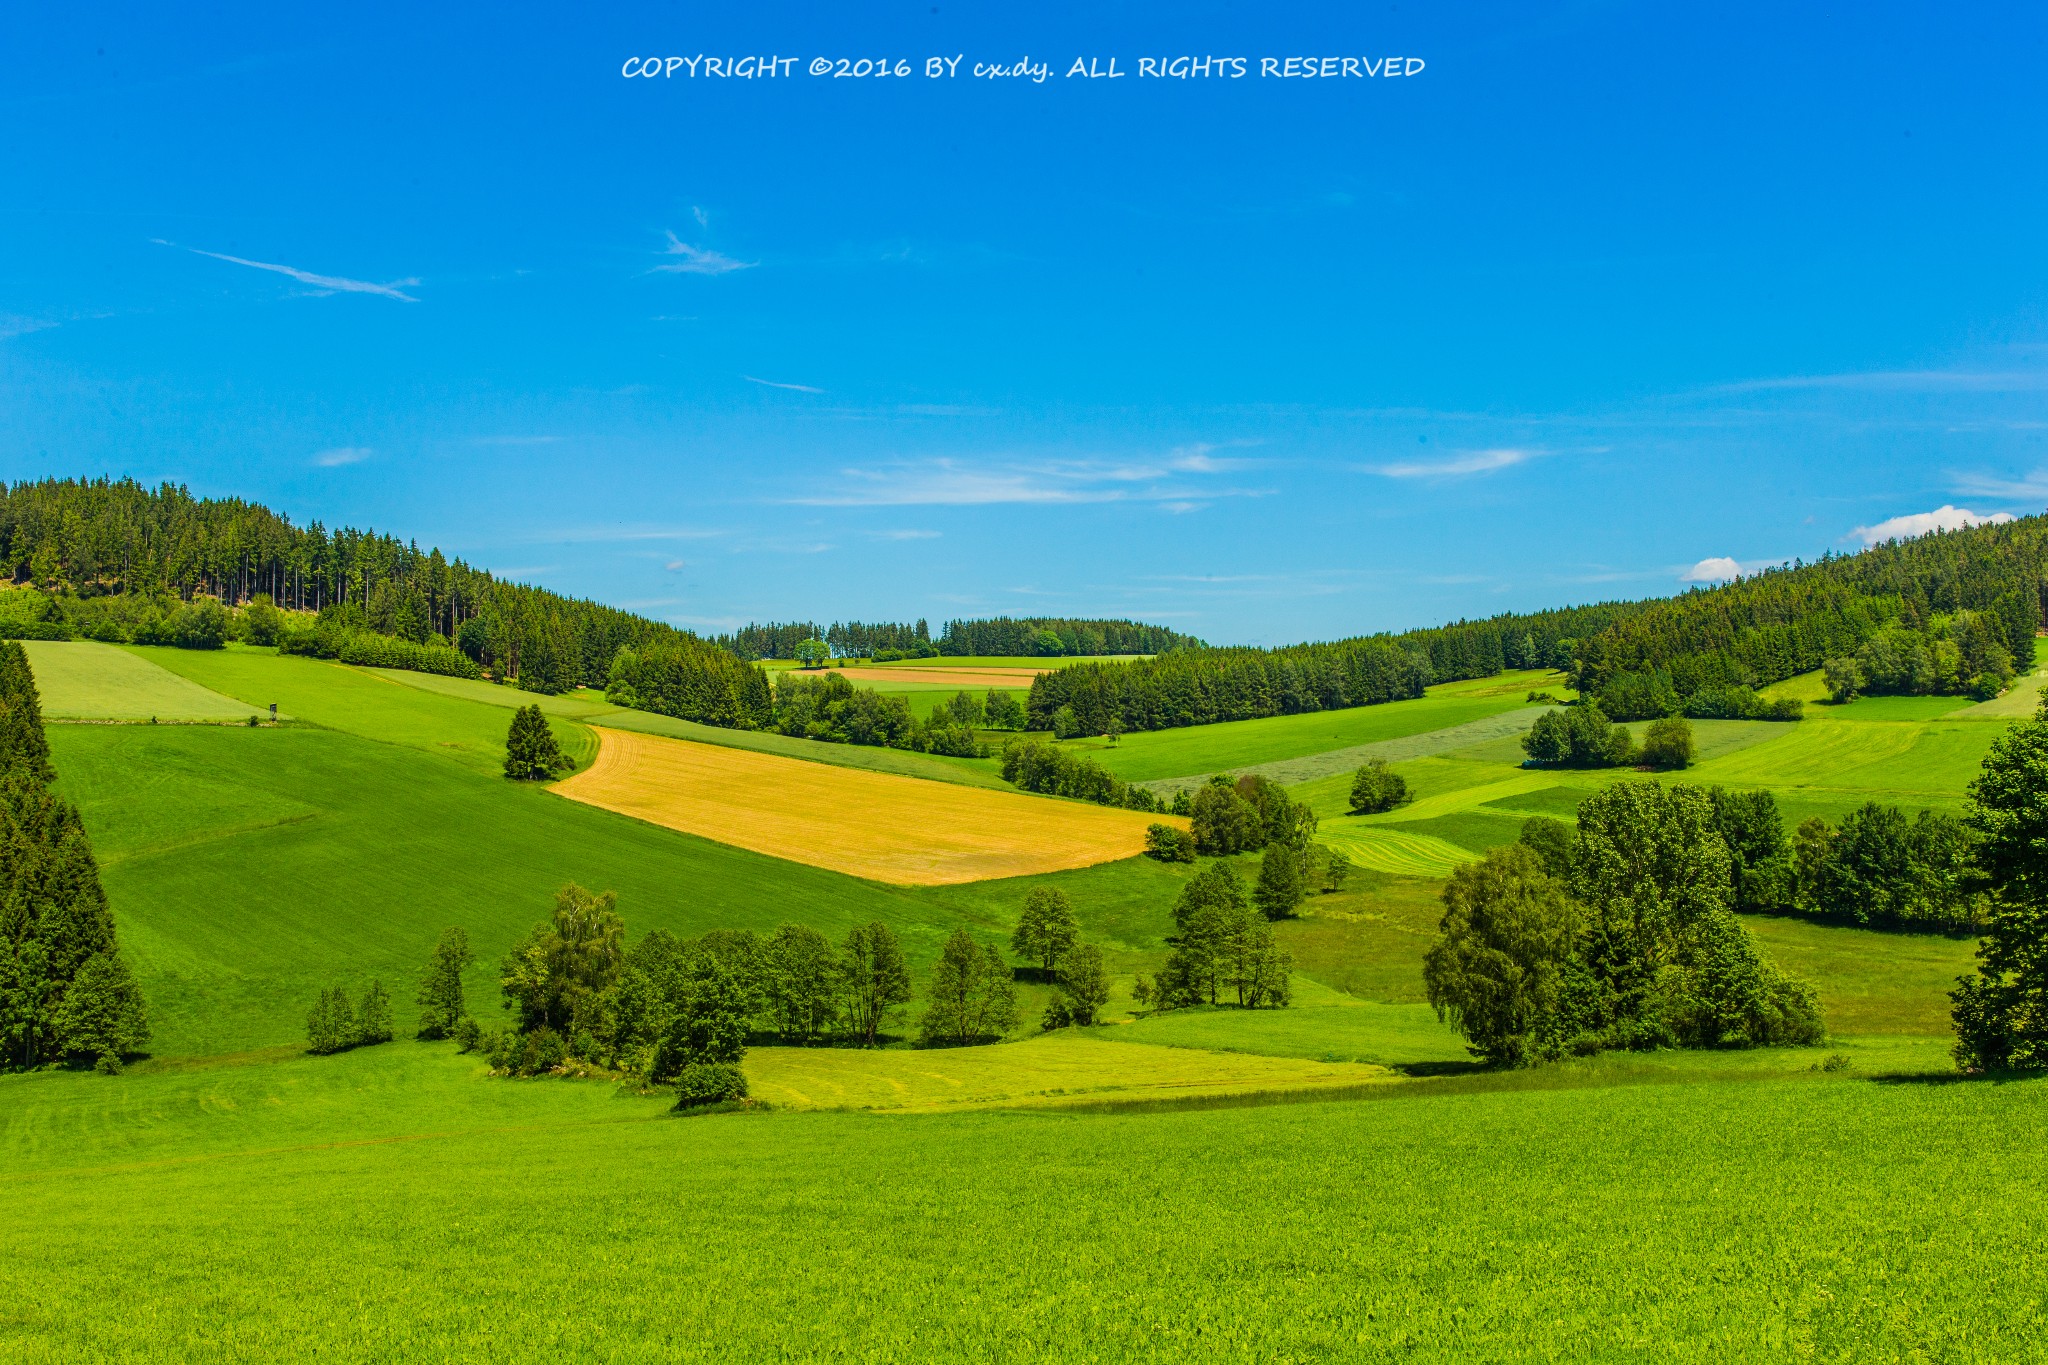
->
[503,704,572,781]
[415,926,474,1039]
[0,641,146,1070]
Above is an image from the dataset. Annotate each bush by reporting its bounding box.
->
[1639,716,1695,770]
[1000,738,1160,812]
[1521,703,1634,768]
[168,599,229,649]
[673,1063,748,1108]
[1144,823,1196,862]
[1348,759,1409,813]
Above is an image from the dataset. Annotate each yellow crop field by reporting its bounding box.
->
[745,1031,1393,1112]
[554,725,1182,884]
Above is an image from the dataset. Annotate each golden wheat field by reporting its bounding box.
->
[553,726,1181,884]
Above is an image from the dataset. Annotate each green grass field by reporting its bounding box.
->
[23,641,263,722]
[4,1042,2043,1362]
[1054,669,1566,784]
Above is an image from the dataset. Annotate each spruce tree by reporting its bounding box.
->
[415,926,474,1039]
[0,640,147,1070]
[504,704,572,780]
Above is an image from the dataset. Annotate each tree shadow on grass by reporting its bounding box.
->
[1867,1068,2045,1087]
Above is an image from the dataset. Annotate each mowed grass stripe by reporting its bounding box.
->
[1315,822,1475,877]
[746,1031,1390,1112]
[25,641,260,722]
[554,725,1182,885]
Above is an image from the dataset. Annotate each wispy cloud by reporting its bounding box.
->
[1712,369,2048,395]
[652,231,754,275]
[535,525,730,545]
[691,206,711,228]
[312,446,373,467]
[1370,447,1539,480]
[869,529,941,541]
[1852,505,2016,546]
[0,314,57,341]
[789,455,1262,508]
[158,240,419,301]
[1953,468,2048,502]
[744,375,823,393]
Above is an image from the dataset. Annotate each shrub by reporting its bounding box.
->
[1521,703,1634,768]
[1144,823,1196,862]
[1639,716,1695,770]
[168,599,229,649]
[1348,759,1409,813]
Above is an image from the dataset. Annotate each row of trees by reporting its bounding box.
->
[1522,706,1697,770]
[1596,670,1805,722]
[1425,782,1827,1064]
[305,981,393,1054]
[1025,639,1431,736]
[1001,738,1163,812]
[0,641,150,1072]
[717,617,1203,660]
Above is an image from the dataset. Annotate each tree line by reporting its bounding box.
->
[1026,639,1432,737]
[0,477,732,695]
[714,616,1202,661]
[1569,518,2045,701]
[0,641,149,1072]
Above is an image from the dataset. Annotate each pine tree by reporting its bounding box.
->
[504,704,572,780]
[415,926,474,1039]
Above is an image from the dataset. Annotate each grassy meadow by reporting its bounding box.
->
[4,1043,2045,1362]
[9,640,2045,1360]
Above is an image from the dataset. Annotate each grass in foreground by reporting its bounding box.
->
[2,1043,2042,1362]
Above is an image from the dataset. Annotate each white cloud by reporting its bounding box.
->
[1852,505,2016,546]
[1371,448,1538,479]
[652,231,754,275]
[692,206,711,228]
[1682,556,1744,583]
[744,375,823,393]
[1714,369,2048,394]
[870,529,941,540]
[312,446,372,467]
[159,241,419,301]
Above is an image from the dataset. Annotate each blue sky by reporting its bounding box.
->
[4,2,2046,646]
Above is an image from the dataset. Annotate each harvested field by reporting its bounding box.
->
[554,725,1181,884]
